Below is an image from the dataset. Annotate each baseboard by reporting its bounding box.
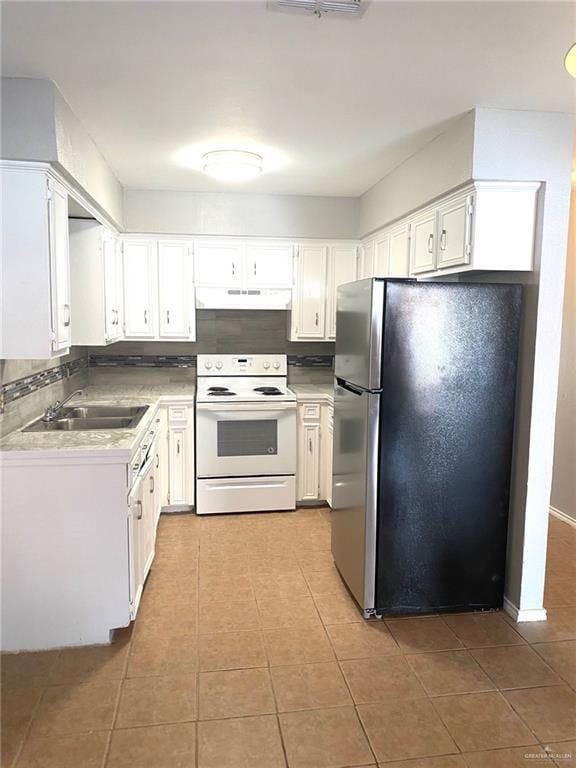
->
[504,596,547,623]
[549,505,576,529]
[161,505,194,514]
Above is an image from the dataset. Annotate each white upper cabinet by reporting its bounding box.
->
[123,237,196,342]
[436,192,472,271]
[103,231,122,343]
[325,244,358,340]
[158,240,195,339]
[193,240,243,286]
[1,167,72,359]
[245,242,294,288]
[373,231,390,277]
[49,180,72,353]
[388,222,411,277]
[358,240,375,278]
[70,220,122,346]
[290,244,328,340]
[123,239,158,339]
[404,181,540,278]
[410,207,437,275]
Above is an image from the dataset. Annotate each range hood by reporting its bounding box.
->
[195,287,292,310]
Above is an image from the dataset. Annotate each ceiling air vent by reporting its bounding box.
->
[274,0,363,17]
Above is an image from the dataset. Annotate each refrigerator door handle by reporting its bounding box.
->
[337,378,380,396]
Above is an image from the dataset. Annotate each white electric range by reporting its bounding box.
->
[195,354,297,515]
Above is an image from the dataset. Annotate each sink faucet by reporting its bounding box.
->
[42,390,83,422]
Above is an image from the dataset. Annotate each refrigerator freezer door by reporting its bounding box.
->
[375,281,522,615]
[331,380,380,613]
[334,279,385,391]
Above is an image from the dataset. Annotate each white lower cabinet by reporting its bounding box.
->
[297,400,333,504]
[166,403,195,508]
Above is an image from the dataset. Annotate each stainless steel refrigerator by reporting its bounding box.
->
[332,278,522,618]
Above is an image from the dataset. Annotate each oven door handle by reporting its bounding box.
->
[196,402,296,412]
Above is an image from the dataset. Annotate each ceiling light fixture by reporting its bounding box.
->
[565,43,576,78]
[202,150,263,182]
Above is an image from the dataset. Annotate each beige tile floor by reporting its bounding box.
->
[2,508,576,767]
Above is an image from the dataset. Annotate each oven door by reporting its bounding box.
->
[196,402,296,478]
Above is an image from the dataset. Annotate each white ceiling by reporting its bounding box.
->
[1,0,574,196]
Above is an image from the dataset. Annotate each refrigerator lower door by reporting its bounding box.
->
[331,380,380,615]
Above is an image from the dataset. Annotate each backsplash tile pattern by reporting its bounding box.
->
[90,354,333,369]
[1,355,89,413]
[90,355,196,369]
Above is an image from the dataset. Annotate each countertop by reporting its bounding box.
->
[289,383,334,405]
[0,382,195,457]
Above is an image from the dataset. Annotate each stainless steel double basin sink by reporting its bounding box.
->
[24,405,149,432]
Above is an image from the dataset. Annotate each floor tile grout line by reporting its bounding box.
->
[9,678,47,768]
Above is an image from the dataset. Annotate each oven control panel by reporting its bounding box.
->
[197,354,287,376]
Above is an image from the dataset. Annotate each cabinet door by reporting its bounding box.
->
[409,209,437,274]
[320,405,334,504]
[103,230,121,343]
[388,223,411,277]
[298,423,321,500]
[437,193,473,270]
[194,240,243,286]
[293,245,327,339]
[141,462,156,579]
[359,240,375,278]
[168,426,188,504]
[48,179,71,352]
[326,245,358,340]
[373,232,390,277]
[157,408,170,510]
[245,242,293,288]
[128,492,145,616]
[123,239,157,338]
[158,240,194,339]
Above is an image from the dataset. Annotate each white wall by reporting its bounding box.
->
[359,111,475,237]
[124,189,359,239]
[552,178,576,522]
[1,78,123,227]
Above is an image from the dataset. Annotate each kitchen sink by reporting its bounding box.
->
[23,405,149,433]
[60,405,148,420]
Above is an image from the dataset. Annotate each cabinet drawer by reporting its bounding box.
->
[168,406,189,424]
[300,403,321,421]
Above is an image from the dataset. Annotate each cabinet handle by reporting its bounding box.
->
[427,234,434,254]
[166,309,170,325]
[440,229,447,251]
[315,312,319,327]
[177,440,181,455]
[231,262,235,276]
[63,304,71,327]
[253,263,257,276]
[150,476,154,493]
[309,437,313,453]
[135,500,143,520]
[156,453,159,469]
[143,309,148,325]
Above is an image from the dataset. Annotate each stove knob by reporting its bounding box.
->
[205,360,212,370]
[215,361,223,370]
[273,361,281,370]
[263,360,270,370]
